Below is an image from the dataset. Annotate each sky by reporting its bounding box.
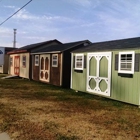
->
[0,0,140,48]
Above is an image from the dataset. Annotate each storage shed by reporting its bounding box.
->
[71,37,140,106]
[0,47,16,74]
[31,40,91,87]
[7,39,62,79]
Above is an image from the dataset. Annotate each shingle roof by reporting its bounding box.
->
[7,39,62,54]
[31,40,91,54]
[72,37,140,53]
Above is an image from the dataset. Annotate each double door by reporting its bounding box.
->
[87,52,112,96]
[40,55,50,82]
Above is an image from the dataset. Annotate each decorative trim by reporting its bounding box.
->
[35,55,39,66]
[75,54,84,70]
[118,51,135,74]
[52,54,58,67]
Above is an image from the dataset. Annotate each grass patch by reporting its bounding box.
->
[0,78,140,139]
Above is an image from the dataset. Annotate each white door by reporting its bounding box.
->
[87,52,112,96]
[40,54,50,82]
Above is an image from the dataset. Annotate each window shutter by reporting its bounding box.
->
[135,53,140,72]
[115,54,118,71]
[73,56,75,68]
[84,55,86,68]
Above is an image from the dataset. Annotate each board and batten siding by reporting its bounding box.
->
[9,53,30,79]
[71,49,140,105]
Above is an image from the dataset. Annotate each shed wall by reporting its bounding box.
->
[9,53,30,79]
[71,49,140,105]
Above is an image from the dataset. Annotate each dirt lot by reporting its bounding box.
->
[0,74,140,140]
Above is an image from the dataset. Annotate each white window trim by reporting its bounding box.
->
[35,55,39,66]
[22,56,26,68]
[75,54,84,70]
[10,57,12,66]
[118,51,135,74]
[52,54,58,67]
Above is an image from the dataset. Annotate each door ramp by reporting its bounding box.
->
[1,75,19,79]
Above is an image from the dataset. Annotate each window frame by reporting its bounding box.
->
[118,51,135,74]
[22,55,26,68]
[52,54,58,67]
[10,57,13,67]
[35,55,39,66]
[75,54,84,70]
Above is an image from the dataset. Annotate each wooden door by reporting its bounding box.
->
[14,56,20,75]
[40,54,50,82]
[87,52,112,97]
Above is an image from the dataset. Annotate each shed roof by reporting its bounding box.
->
[0,47,16,53]
[7,39,62,54]
[72,37,140,53]
[31,40,91,54]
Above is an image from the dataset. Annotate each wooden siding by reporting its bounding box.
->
[32,55,39,81]
[71,50,140,105]
[0,55,9,74]
[50,53,61,86]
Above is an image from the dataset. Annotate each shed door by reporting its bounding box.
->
[40,54,50,82]
[87,52,112,96]
[14,56,20,75]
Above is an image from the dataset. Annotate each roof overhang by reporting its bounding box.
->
[7,50,28,54]
[31,51,61,55]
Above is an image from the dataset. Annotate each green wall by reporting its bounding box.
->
[72,50,140,105]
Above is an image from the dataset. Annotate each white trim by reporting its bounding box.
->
[31,51,61,55]
[60,53,63,86]
[86,52,112,97]
[118,51,135,74]
[39,54,50,82]
[75,53,84,70]
[52,54,58,67]
[70,53,73,89]
[35,55,39,66]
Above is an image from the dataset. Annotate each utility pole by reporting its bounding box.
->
[13,29,17,48]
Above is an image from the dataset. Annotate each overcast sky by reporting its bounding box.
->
[0,0,140,48]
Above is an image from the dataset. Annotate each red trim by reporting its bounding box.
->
[7,50,27,54]
[14,56,20,75]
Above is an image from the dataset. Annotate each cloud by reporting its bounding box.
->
[74,0,92,7]
[3,5,16,9]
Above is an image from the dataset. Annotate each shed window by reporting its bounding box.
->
[118,51,135,74]
[75,54,84,70]
[35,55,39,66]
[52,54,58,67]
[10,57,13,67]
[22,56,26,68]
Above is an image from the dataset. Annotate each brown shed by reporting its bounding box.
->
[31,40,91,88]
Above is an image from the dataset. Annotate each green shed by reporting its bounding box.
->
[71,37,140,107]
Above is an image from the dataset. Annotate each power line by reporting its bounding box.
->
[0,0,32,26]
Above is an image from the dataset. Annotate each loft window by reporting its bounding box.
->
[75,54,84,70]
[35,55,39,66]
[10,57,13,67]
[118,51,135,74]
[52,54,58,67]
[22,56,26,68]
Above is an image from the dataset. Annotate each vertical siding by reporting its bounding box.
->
[19,53,30,79]
[72,50,140,105]
[72,53,87,91]
[32,55,40,81]
[50,53,61,86]
[9,53,30,79]
[111,50,140,105]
